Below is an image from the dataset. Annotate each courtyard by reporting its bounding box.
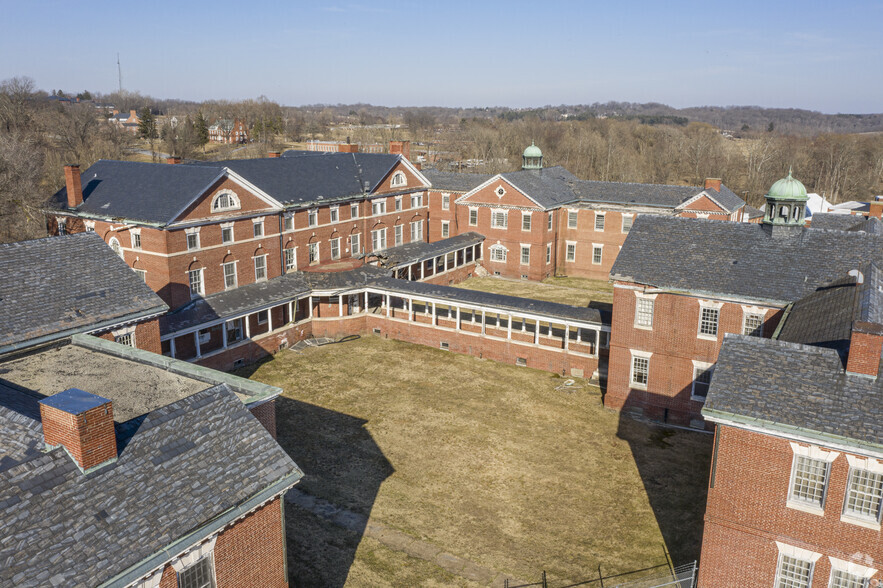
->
[242,336,712,587]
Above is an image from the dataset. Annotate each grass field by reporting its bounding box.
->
[243,337,711,586]
[455,276,614,307]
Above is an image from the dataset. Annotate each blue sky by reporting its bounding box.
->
[1,0,880,112]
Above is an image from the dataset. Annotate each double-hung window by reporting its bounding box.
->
[284,248,296,272]
[522,212,531,231]
[520,245,530,265]
[630,352,650,388]
[490,245,507,262]
[788,444,838,513]
[622,214,633,233]
[410,220,423,243]
[635,297,654,328]
[133,268,147,283]
[567,210,578,229]
[372,199,386,216]
[566,242,576,262]
[350,203,359,219]
[394,225,403,246]
[411,193,423,208]
[308,242,319,263]
[330,207,339,223]
[592,244,603,265]
[227,318,244,343]
[223,261,237,289]
[221,224,234,244]
[350,233,361,255]
[372,228,387,251]
[253,220,264,238]
[743,312,764,336]
[548,213,553,231]
[308,209,318,227]
[843,456,883,526]
[395,196,402,212]
[698,304,720,338]
[188,268,204,297]
[491,210,508,229]
[441,221,450,239]
[691,362,714,400]
[130,231,141,250]
[775,555,814,588]
[829,569,868,588]
[330,237,340,260]
[442,194,450,210]
[186,231,200,251]
[283,215,293,232]
[254,255,267,281]
[469,208,478,226]
[545,243,551,264]
[594,212,605,231]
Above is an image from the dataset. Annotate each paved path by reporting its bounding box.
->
[285,488,519,586]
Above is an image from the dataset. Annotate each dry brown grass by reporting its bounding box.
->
[246,337,711,585]
[455,276,614,307]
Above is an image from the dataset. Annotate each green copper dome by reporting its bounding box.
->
[523,142,543,158]
[767,169,808,202]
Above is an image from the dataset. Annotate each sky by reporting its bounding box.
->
[1,0,881,113]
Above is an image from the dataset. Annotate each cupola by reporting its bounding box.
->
[522,141,543,170]
[763,168,808,227]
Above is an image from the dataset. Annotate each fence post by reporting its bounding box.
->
[692,561,698,588]
[598,564,604,588]
[542,570,547,588]
[504,579,508,588]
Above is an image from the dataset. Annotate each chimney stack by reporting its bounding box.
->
[166,156,182,164]
[39,389,117,472]
[268,151,281,158]
[704,178,722,192]
[846,323,883,378]
[130,109,137,119]
[868,201,883,220]
[64,164,83,208]
[337,143,359,153]
[389,140,410,161]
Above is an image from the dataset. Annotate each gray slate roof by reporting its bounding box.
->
[776,274,857,359]
[373,232,485,268]
[810,213,883,234]
[611,215,883,303]
[499,167,582,209]
[0,233,167,353]
[703,334,883,454]
[0,384,303,587]
[420,169,492,192]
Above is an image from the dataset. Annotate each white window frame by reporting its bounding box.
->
[350,233,361,255]
[567,210,578,229]
[410,220,423,243]
[741,305,766,337]
[371,228,387,252]
[390,171,406,188]
[629,350,651,390]
[330,206,339,223]
[592,243,603,265]
[469,207,478,226]
[222,261,237,290]
[841,455,883,529]
[350,203,359,219]
[220,222,234,244]
[394,196,402,211]
[441,221,450,239]
[185,227,200,251]
[130,229,142,250]
[545,243,551,264]
[565,241,576,263]
[787,443,839,515]
[442,193,450,210]
[594,212,606,231]
[697,300,723,340]
[84,220,95,233]
[308,242,319,264]
[210,190,240,212]
[691,360,714,401]
[828,555,877,587]
[520,244,530,265]
[188,268,204,298]
[253,254,267,281]
[330,237,340,260]
[109,237,124,258]
[394,224,403,246]
[283,214,293,232]
[548,212,553,231]
[371,199,386,216]
[284,247,297,272]
[113,325,136,348]
[308,209,318,227]
[256,310,269,325]
[489,244,507,262]
[410,193,423,208]
[491,209,508,229]
[133,268,147,283]
[634,292,657,330]
[522,212,532,231]
[494,185,506,198]
[773,542,821,588]
[252,217,264,238]
[622,213,634,233]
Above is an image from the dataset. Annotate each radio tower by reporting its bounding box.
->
[117,53,122,93]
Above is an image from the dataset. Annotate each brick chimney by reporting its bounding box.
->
[268,151,281,158]
[39,388,117,472]
[129,109,137,120]
[389,140,410,160]
[846,323,883,378]
[64,164,83,208]
[868,201,883,219]
[704,178,722,192]
[338,143,359,153]
[166,156,182,164]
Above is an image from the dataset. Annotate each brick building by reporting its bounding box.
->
[208,118,249,143]
[0,233,168,355]
[46,152,430,311]
[607,172,883,426]
[423,143,746,281]
[698,264,883,587]
[0,335,301,587]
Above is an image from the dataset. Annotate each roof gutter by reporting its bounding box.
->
[97,473,301,588]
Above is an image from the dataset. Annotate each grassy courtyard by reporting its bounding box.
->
[455,275,614,307]
[243,337,711,586]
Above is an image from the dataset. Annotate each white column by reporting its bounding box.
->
[563,324,569,350]
[245,315,251,338]
[432,302,436,325]
[194,332,202,358]
[456,306,461,330]
[421,262,425,280]
[534,321,539,345]
[289,300,295,323]
[521,318,526,332]
[386,294,391,317]
[222,323,228,349]
[408,265,413,280]
[308,296,313,318]
[169,338,176,358]
[339,294,344,317]
[408,298,413,321]
[507,314,512,339]
[482,310,486,335]
[576,328,582,343]
[268,308,274,332]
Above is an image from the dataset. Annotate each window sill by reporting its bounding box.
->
[629,383,648,391]
[690,395,707,403]
[840,514,882,531]
[697,334,719,342]
[786,500,825,516]
[634,324,653,331]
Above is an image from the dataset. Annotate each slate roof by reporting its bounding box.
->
[611,215,883,303]
[420,169,492,192]
[0,233,167,353]
[373,232,485,268]
[809,213,883,234]
[499,167,582,208]
[0,384,303,587]
[703,334,883,454]
[743,204,765,220]
[776,274,858,359]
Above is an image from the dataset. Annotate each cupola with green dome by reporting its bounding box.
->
[522,141,543,170]
[763,168,808,227]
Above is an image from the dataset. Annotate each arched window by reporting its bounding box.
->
[779,205,789,219]
[792,206,801,220]
[108,237,123,259]
[489,244,508,262]
[390,171,406,188]
[211,191,241,212]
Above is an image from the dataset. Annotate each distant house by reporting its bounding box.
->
[110,109,141,133]
[209,118,249,144]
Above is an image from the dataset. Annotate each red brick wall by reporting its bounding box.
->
[40,400,116,470]
[605,284,783,424]
[427,189,461,242]
[698,426,883,587]
[249,400,277,439]
[845,331,883,377]
[95,317,163,354]
[419,262,476,286]
[556,208,633,281]
[157,498,288,588]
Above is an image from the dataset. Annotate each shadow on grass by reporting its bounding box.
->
[275,396,394,588]
[615,404,713,566]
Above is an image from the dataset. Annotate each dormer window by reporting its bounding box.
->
[211,191,240,212]
[391,171,406,188]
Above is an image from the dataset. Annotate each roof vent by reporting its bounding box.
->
[848,269,865,284]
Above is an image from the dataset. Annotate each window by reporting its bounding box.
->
[253,255,267,281]
[188,268,203,297]
[635,298,654,328]
[130,231,141,250]
[566,242,576,262]
[283,215,293,232]
[109,237,124,258]
[790,455,830,507]
[520,245,530,265]
[284,247,296,272]
[410,220,423,243]
[491,210,508,228]
[223,261,237,289]
[221,225,234,244]
[442,194,450,210]
[350,233,361,255]
[775,555,813,588]
[594,212,605,231]
[372,200,386,215]
[253,220,264,238]
[548,213,553,231]
[743,312,764,336]
[226,318,243,343]
[371,228,387,251]
[197,329,211,345]
[211,191,239,212]
[309,242,319,263]
[469,208,478,226]
[592,245,603,265]
[308,209,318,227]
[495,185,506,198]
[391,171,406,187]
[395,196,402,211]
[622,214,633,233]
[522,212,532,231]
[631,354,649,387]
[490,245,507,262]
[394,225,403,246]
[186,232,199,251]
[568,211,578,229]
[256,310,268,325]
[828,557,877,588]
[411,193,423,208]
[84,221,95,233]
[351,203,359,219]
[441,221,450,239]
[330,237,340,260]
[57,219,67,235]
[133,268,147,283]
[330,207,339,223]
[692,363,714,399]
[699,306,720,337]
[829,569,867,588]
[844,463,883,523]
[114,332,135,347]
[546,243,551,264]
